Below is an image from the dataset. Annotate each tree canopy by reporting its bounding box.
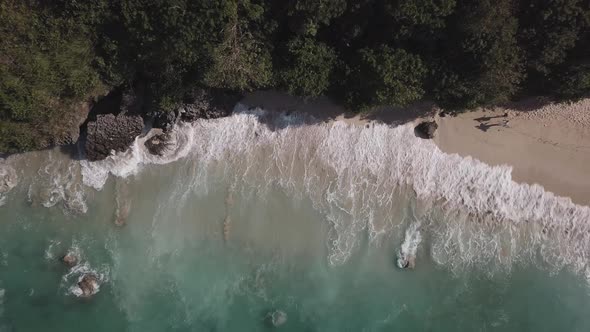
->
[1,0,589,152]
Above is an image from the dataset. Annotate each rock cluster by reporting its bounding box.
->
[83,87,239,160]
[77,274,99,298]
[144,133,172,156]
[153,111,178,132]
[85,113,144,161]
[60,252,79,268]
[178,89,241,122]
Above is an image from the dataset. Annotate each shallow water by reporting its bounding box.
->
[1,106,590,331]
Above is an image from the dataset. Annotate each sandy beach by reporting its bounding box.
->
[242,91,590,206]
[434,100,590,206]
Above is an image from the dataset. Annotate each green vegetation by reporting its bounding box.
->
[0,0,103,152]
[279,37,337,98]
[346,46,426,110]
[1,0,589,153]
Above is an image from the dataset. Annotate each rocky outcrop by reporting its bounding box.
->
[77,274,99,298]
[179,89,241,122]
[85,113,144,161]
[60,252,79,267]
[153,111,178,132]
[415,121,438,139]
[53,102,92,146]
[397,253,416,269]
[144,133,172,156]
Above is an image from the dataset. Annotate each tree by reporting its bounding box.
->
[279,37,338,97]
[0,0,102,152]
[204,0,275,92]
[345,46,427,110]
[434,0,524,108]
[287,0,347,36]
[384,0,456,39]
[554,63,590,99]
[518,0,590,75]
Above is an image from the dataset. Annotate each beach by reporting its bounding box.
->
[435,100,590,206]
[2,92,590,330]
[243,91,590,207]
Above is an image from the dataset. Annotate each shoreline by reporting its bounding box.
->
[242,91,590,206]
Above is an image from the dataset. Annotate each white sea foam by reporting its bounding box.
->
[0,288,4,317]
[397,222,422,268]
[62,261,109,297]
[0,161,17,207]
[77,104,590,275]
[44,240,62,261]
[27,153,88,214]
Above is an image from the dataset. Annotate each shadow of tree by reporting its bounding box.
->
[239,91,437,131]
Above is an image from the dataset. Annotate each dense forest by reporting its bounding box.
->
[1,0,589,153]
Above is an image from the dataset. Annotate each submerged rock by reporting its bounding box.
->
[77,274,99,298]
[397,252,416,270]
[60,252,79,268]
[265,310,287,327]
[114,180,131,227]
[144,133,172,156]
[415,121,438,139]
[0,165,17,194]
[85,113,144,161]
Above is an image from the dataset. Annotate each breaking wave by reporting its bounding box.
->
[26,153,88,214]
[73,104,590,279]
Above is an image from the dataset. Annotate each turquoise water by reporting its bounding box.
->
[1,108,590,331]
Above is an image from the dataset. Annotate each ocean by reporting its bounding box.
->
[1,105,589,331]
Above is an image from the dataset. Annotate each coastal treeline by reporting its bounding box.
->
[1,0,589,153]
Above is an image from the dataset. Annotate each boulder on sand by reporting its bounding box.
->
[414,121,438,139]
[85,113,144,161]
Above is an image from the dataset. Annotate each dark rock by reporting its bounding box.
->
[144,133,172,156]
[179,89,241,122]
[152,111,178,132]
[85,113,144,161]
[414,121,438,139]
[60,253,78,267]
[397,252,416,270]
[77,274,99,298]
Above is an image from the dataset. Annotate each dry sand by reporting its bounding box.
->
[242,91,590,206]
[434,99,590,206]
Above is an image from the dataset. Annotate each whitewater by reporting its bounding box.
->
[77,104,590,272]
[1,104,590,331]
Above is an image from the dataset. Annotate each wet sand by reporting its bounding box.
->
[242,91,590,206]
